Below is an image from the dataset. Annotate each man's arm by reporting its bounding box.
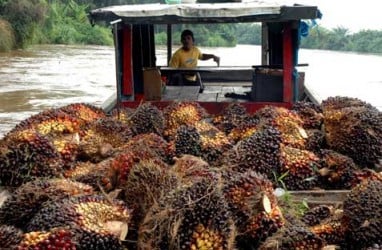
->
[201,53,220,66]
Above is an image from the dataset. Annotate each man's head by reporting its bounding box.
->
[181,29,194,50]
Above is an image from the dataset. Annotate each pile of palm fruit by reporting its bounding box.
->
[0,96,381,249]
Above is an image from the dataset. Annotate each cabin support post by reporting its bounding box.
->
[282,22,293,104]
[122,25,134,99]
[111,19,122,112]
[167,24,172,65]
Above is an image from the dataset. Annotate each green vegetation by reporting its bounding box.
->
[0,0,381,54]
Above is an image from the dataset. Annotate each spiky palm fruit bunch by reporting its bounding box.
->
[222,170,284,247]
[192,121,233,164]
[322,97,382,168]
[58,102,106,122]
[126,102,165,136]
[16,227,76,250]
[292,101,323,129]
[258,223,325,250]
[254,106,308,149]
[122,133,175,164]
[342,180,382,249]
[223,126,282,180]
[301,205,333,226]
[78,117,133,162]
[279,145,321,190]
[350,169,382,188]
[163,101,208,139]
[138,178,235,250]
[0,178,94,229]
[321,96,379,112]
[174,124,202,157]
[309,209,346,246]
[0,225,23,249]
[0,129,63,187]
[212,103,249,134]
[304,129,326,153]
[123,159,178,247]
[171,154,219,185]
[64,160,117,191]
[26,194,131,250]
[317,149,359,189]
[227,116,261,142]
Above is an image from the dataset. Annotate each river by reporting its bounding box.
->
[0,44,381,137]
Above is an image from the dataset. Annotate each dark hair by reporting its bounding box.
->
[181,29,194,42]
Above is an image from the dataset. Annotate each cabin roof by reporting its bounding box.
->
[89,1,320,25]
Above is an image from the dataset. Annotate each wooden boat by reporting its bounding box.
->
[89,1,321,113]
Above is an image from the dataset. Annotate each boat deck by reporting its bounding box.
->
[162,83,252,102]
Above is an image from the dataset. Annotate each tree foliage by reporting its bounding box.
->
[0,0,381,54]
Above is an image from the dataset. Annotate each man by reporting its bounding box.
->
[169,29,220,86]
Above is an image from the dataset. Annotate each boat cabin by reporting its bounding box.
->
[89,1,320,113]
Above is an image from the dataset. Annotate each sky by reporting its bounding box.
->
[281,0,382,32]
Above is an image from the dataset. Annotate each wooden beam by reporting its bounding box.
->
[282,22,293,103]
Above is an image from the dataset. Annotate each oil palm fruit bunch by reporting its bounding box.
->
[317,149,359,189]
[0,129,63,187]
[123,159,177,247]
[309,209,346,246]
[78,116,133,162]
[212,103,249,134]
[279,145,321,190]
[174,124,202,157]
[0,225,23,249]
[127,102,165,136]
[122,132,175,164]
[342,180,382,249]
[301,205,333,226]
[223,125,282,180]
[26,194,131,250]
[222,170,284,248]
[64,161,117,191]
[322,96,382,168]
[321,96,379,112]
[258,222,325,250]
[138,178,235,250]
[254,106,308,149]
[16,227,76,250]
[0,178,94,230]
[304,129,326,153]
[163,101,208,139]
[171,154,216,185]
[227,115,261,142]
[194,120,233,164]
[292,101,323,129]
[58,102,106,123]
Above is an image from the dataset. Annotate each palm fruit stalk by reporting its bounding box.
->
[26,194,131,250]
[0,178,94,230]
[322,96,382,168]
[222,170,284,248]
[342,180,382,249]
[138,178,235,250]
[123,160,178,249]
